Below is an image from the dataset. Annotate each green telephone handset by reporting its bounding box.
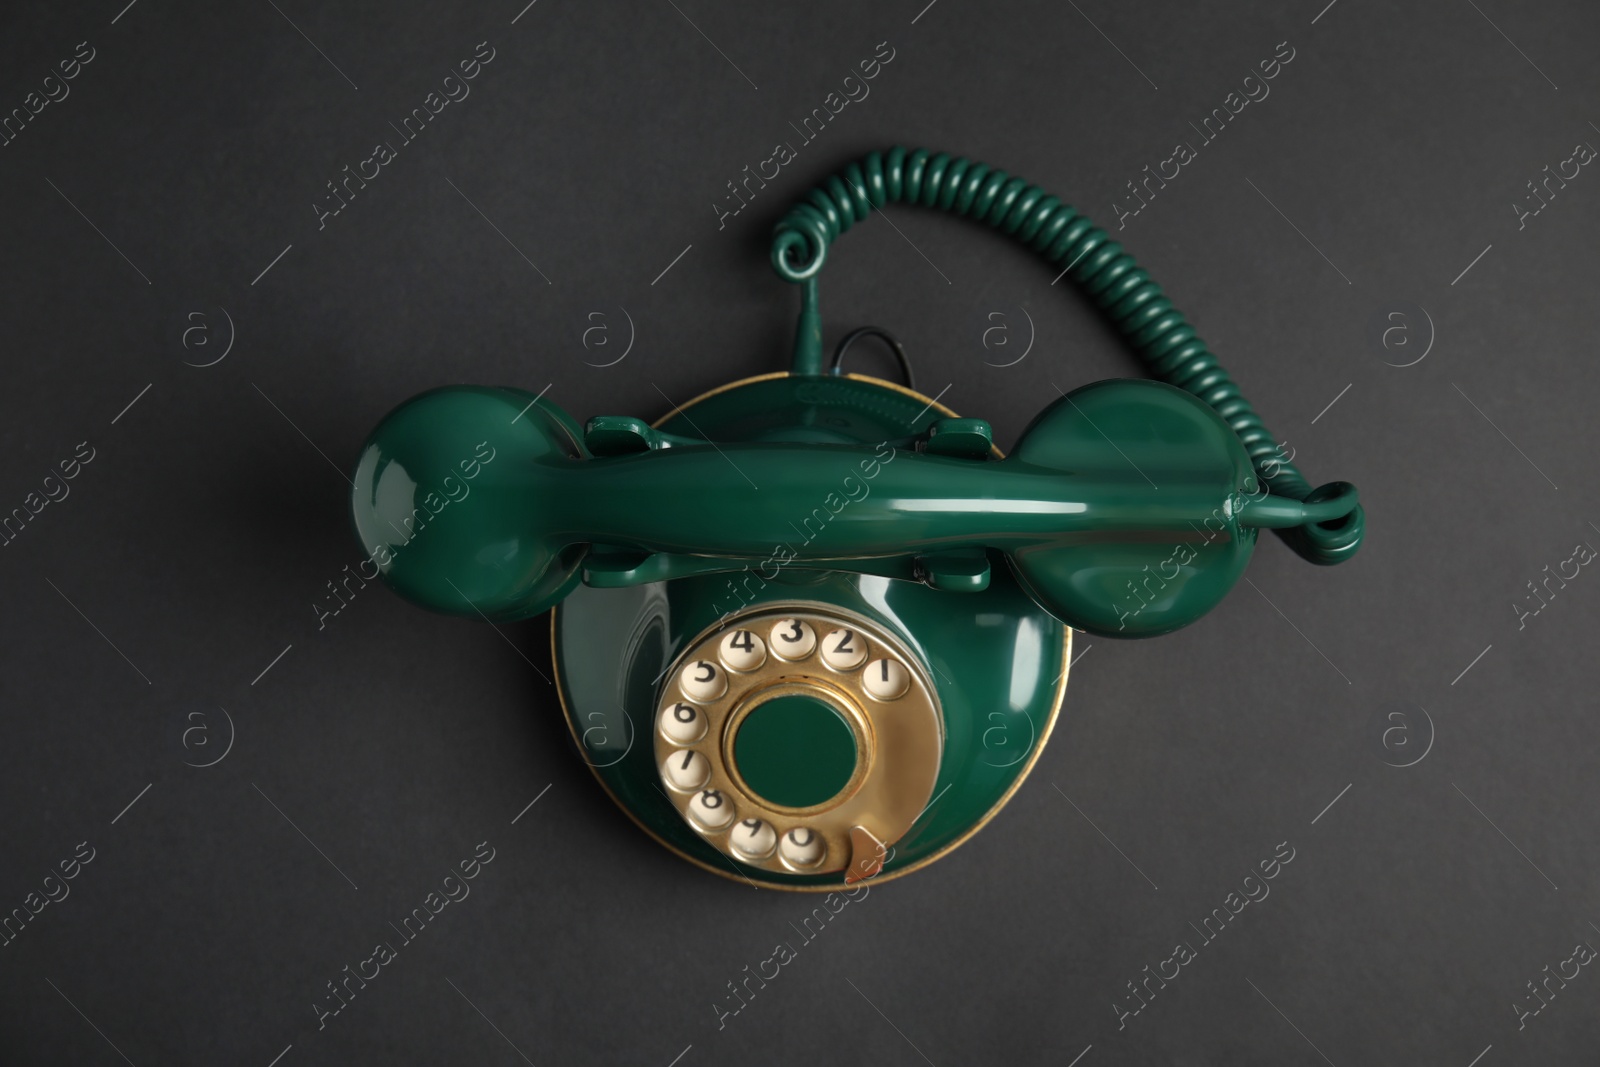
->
[351,149,1363,889]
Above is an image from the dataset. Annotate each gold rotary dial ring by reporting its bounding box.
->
[654,605,943,878]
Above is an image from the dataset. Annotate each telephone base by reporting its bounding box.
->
[552,372,1073,890]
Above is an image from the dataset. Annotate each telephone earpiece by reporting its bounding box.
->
[351,148,1363,888]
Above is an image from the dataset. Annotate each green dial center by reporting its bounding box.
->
[733,695,858,808]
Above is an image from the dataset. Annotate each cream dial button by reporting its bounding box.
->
[689,788,735,830]
[769,618,816,660]
[679,660,726,702]
[779,827,825,868]
[718,629,766,671]
[862,658,910,700]
[821,628,867,671]
[730,818,777,860]
[660,702,706,744]
[663,749,710,791]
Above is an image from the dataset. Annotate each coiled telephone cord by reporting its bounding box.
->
[770,147,1362,566]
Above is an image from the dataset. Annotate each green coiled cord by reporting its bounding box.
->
[770,146,1363,567]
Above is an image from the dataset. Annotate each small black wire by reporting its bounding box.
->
[829,327,915,390]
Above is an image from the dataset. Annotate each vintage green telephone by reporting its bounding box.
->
[350,148,1363,890]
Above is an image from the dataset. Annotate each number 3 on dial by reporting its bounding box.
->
[769,618,816,660]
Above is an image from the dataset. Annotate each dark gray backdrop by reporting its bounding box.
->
[2,0,1597,1063]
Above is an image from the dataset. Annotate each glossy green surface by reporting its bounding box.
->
[550,372,1068,889]
[351,375,1275,637]
[733,696,857,808]
[350,385,588,622]
[558,573,1068,888]
[559,570,1065,888]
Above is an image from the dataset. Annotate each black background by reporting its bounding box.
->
[2,1,1598,1064]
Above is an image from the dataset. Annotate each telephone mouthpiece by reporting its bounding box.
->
[350,385,590,621]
